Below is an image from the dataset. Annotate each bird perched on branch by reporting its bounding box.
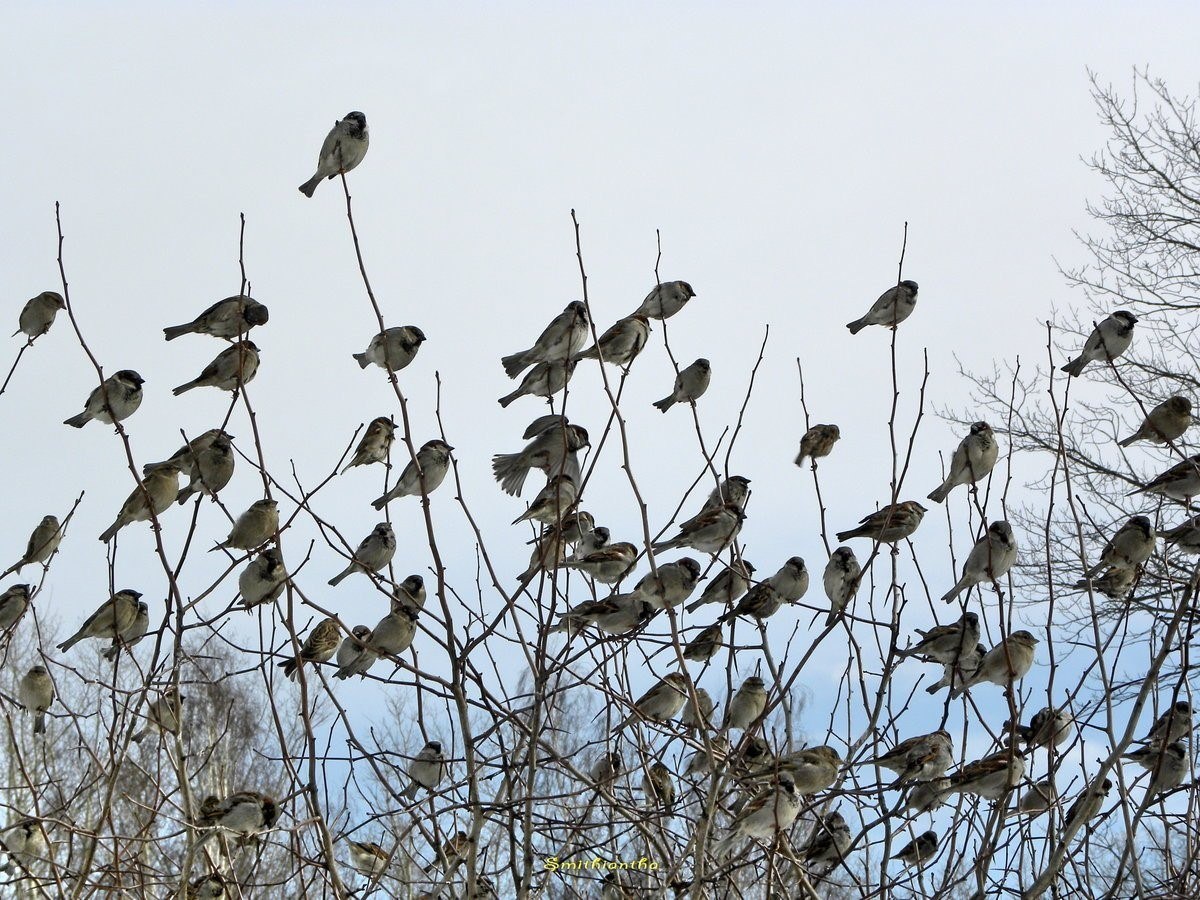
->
[18,666,54,735]
[891,831,938,868]
[4,515,63,576]
[724,676,767,731]
[823,547,861,626]
[1119,395,1192,447]
[950,631,1038,699]
[239,548,287,608]
[795,424,841,467]
[498,358,576,407]
[278,618,341,680]
[1061,310,1137,376]
[941,521,1017,603]
[616,673,689,730]
[104,600,148,661]
[501,301,590,378]
[57,589,142,652]
[173,342,259,394]
[653,502,745,554]
[64,369,144,428]
[298,111,369,197]
[562,541,637,583]
[341,417,396,474]
[354,325,425,372]
[404,741,447,800]
[685,559,754,614]
[861,730,953,784]
[927,421,998,503]
[211,499,279,553]
[328,523,396,586]
[1082,516,1156,578]
[577,315,651,368]
[846,280,918,334]
[194,792,279,847]
[15,291,65,340]
[653,358,711,412]
[1133,454,1200,501]
[633,281,696,320]
[371,439,453,509]
[714,774,800,857]
[132,687,184,743]
[99,462,181,542]
[175,432,235,504]
[163,295,269,341]
[0,584,32,632]
[492,418,588,496]
[836,501,926,544]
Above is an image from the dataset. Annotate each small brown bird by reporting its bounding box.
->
[927,422,998,503]
[173,341,259,394]
[278,618,342,680]
[194,792,279,847]
[836,501,927,543]
[186,873,227,899]
[175,432,235,504]
[724,677,768,731]
[0,584,32,632]
[341,417,396,473]
[497,358,576,407]
[846,280,919,333]
[1072,565,1138,599]
[1010,706,1074,750]
[944,749,1025,800]
[57,589,143,652]
[354,325,426,371]
[1063,778,1112,831]
[633,280,696,320]
[799,810,852,875]
[562,542,638,583]
[18,665,54,734]
[863,730,953,783]
[682,623,723,662]
[1161,516,1200,555]
[132,687,184,743]
[652,502,745,554]
[685,559,754,614]
[616,673,689,729]
[211,499,279,553]
[703,475,752,512]
[163,295,269,341]
[1061,310,1138,376]
[1013,778,1057,817]
[4,515,63,576]
[1133,454,1200,501]
[1139,699,1193,747]
[653,358,711,412]
[1083,515,1156,578]
[577,314,651,368]
[891,831,939,868]
[15,291,65,340]
[794,424,841,467]
[346,839,389,879]
[641,761,676,815]
[950,631,1038,699]
[64,369,145,428]
[1120,396,1193,447]
[99,462,182,542]
[501,301,590,378]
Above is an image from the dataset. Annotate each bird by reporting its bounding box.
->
[0,819,49,875]
[905,779,951,815]
[328,523,396,586]
[703,475,752,512]
[684,738,730,777]
[194,792,279,846]
[371,439,454,509]
[1139,700,1192,747]
[836,501,927,543]
[167,429,229,476]
[799,810,852,875]
[760,746,842,795]
[950,631,1038,698]
[641,762,676,815]
[64,369,144,427]
[616,673,689,730]
[512,474,577,526]
[278,618,341,680]
[941,520,1018,602]
[577,315,651,367]
[846,280,919,334]
[1133,454,1200,500]
[862,730,954,783]
[562,542,637,584]
[497,358,576,407]
[899,611,981,662]
[591,751,623,784]
[211,499,279,552]
[1161,516,1200,555]
[891,831,939,868]
[335,626,373,676]
[163,295,269,341]
[239,548,287,608]
[175,432,235,504]
[681,688,715,733]
[714,774,800,857]
[186,873,227,899]
[103,600,149,661]
[519,528,567,582]
[334,602,418,679]
[823,547,861,626]
[570,524,610,559]
[1063,778,1112,831]
[794,424,841,467]
[652,502,744,554]
[768,557,809,601]
[1119,396,1193,447]
[682,623,723,662]
[425,831,472,873]
[132,687,184,743]
[299,111,369,197]
[99,462,181,542]
[4,515,63,576]
[15,291,65,340]
[1010,706,1074,750]
[1072,565,1138,599]
[632,281,696,320]
[354,325,426,371]
[501,301,590,378]
[724,677,767,730]
[341,417,396,473]
[1013,778,1057,817]
[623,557,703,610]
[1061,310,1138,376]
[346,840,389,879]
[1139,742,1188,800]
[0,584,33,632]
[57,589,142,651]
[172,341,259,394]
[944,749,1025,800]
[1082,515,1156,578]
[392,574,428,615]
[18,665,54,734]
[925,643,986,696]
[685,559,754,614]
[404,741,447,800]
[927,422,998,503]
[653,358,711,412]
[492,420,588,496]
[719,581,785,623]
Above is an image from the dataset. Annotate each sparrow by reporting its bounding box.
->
[1010,707,1074,750]
[104,600,149,660]
[18,665,54,735]
[425,830,472,873]
[512,474,577,526]
[1138,742,1188,800]
[194,792,279,846]
[836,500,926,543]
[571,524,610,559]
[823,547,861,626]
[905,779,951,814]
[1063,778,1112,831]
[163,295,269,341]
[212,499,279,552]
[684,738,730,777]
[653,358,711,412]
[703,475,752,512]
[1072,565,1138,599]
[173,341,259,395]
[944,749,1025,800]
[927,422,998,503]
[4,515,63,575]
[925,643,986,696]
[335,625,373,674]
[577,315,651,368]
[1082,515,1156,578]
[404,740,447,800]
[591,751,623,784]
[641,762,676,815]
[392,574,428,614]
[346,840,389,879]
[685,560,754,614]
[846,280,919,334]
[633,281,696,320]
[616,673,689,729]
[497,358,576,407]
[15,291,65,339]
[57,589,142,651]
[278,617,341,680]
[132,687,184,743]
[652,502,744,554]
[719,581,785,623]
[520,529,567,582]
[863,730,953,783]
[724,676,767,730]
[1119,395,1193,447]
[334,602,418,679]
[186,873,227,899]
[501,301,590,377]
[64,369,144,427]
[1133,454,1200,500]
[99,462,181,542]
[328,523,396,586]
[0,584,32,631]
[794,424,841,467]
[1161,516,1200,555]
[299,111,369,197]
[354,325,426,371]
[799,811,851,874]
[1061,310,1138,376]
[562,541,637,584]
[167,429,229,477]
[899,610,981,663]
[714,774,800,857]
[1139,700,1192,747]
[682,623,723,662]
[492,420,588,497]
[941,520,1018,602]
[625,557,703,610]
[341,417,396,473]
[891,831,938,868]
[950,631,1038,698]
[765,746,843,795]
[1013,778,1057,816]
[239,548,287,608]
[0,819,49,875]
[371,439,454,509]
[175,432,235,504]
[681,687,715,732]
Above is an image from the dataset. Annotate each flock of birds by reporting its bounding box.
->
[2,110,1198,897]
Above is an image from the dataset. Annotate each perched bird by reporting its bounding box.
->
[768,557,809,602]
[173,341,259,395]
[653,358,711,412]
[1133,454,1200,501]
[334,602,418,679]
[703,475,752,512]
[905,779,951,815]
[4,516,63,576]
[163,296,268,341]
[279,618,342,680]
[891,831,938,868]
[497,358,576,407]
[681,687,715,732]
[18,666,54,735]
[346,840,389,879]
[1161,516,1200,556]
[652,502,744,554]
[577,315,651,368]
[719,581,785,623]
[57,589,142,651]
[99,462,181,542]
[1063,778,1112,831]
[354,325,426,371]
[944,749,1025,800]
[0,584,32,632]
[846,280,919,334]
[1082,515,1156,578]
[794,424,841,467]
[519,528,567,582]
[299,111,369,197]
[15,291,65,340]
[501,301,590,378]
[103,600,149,661]
[1014,778,1057,817]
[863,730,953,783]
[167,429,229,477]
[392,574,428,615]
[836,501,926,543]
[927,422,998,503]
[823,547,861,626]
[212,499,279,553]
[724,677,768,731]
[512,474,577,526]
[371,439,454,509]
[633,281,696,320]
[617,673,689,729]
[0,819,49,875]
[623,557,703,610]
[176,432,235,504]
[186,873,227,899]
[194,792,279,846]
[1072,565,1138,599]
[684,738,730,777]
[899,609,980,663]
[328,523,396,586]
[64,369,144,428]
[925,643,986,696]
[562,541,637,584]
[714,774,800,857]
[553,510,595,546]
[570,525,610,560]
[1119,396,1193,447]
[685,560,754,614]
[799,810,852,874]
[341,417,396,474]
[765,746,843,796]
[492,420,588,497]
[132,687,184,743]
[1139,700,1193,747]
[682,623,723,662]
[404,741,447,800]
[239,548,287,608]
[1061,310,1138,376]
[1010,707,1074,751]
[641,762,676,815]
[1138,742,1188,800]
[425,831,472,873]
[591,751,623,784]
[941,520,1018,603]
[951,631,1038,698]
[335,626,373,675]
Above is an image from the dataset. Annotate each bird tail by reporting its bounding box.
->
[402,781,421,801]
[278,658,298,680]
[491,453,530,496]
[34,713,46,735]
[834,530,857,542]
[576,347,599,361]
[846,318,867,335]
[298,174,322,197]
[825,608,840,628]
[63,412,90,428]
[652,396,675,413]
[497,390,520,408]
[941,579,968,603]
[102,642,121,662]
[353,352,370,369]
[1060,357,1086,377]
[328,567,351,587]
[172,380,198,396]
[684,598,706,614]
[501,352,530,379]
[1117,433,1140,448]
[162,324,193,341]
[99,520,121,543]
[57,633,82,652]
[176,485,197,506]
[371,494,390,511]
[925,681,945,695]
[794,451,809,467]
[927,482,951,504]
[131,728,148,743]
